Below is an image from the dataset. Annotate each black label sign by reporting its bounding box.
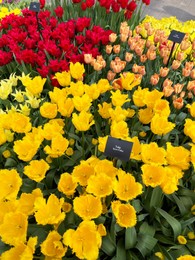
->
[168,30,185,44]
[29,2,40,12]
[104,136,133,162]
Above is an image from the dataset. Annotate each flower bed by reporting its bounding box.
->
[0,1,195,260]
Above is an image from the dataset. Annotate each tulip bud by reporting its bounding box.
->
[132,63,139,73]
[173,97,184,109]
[109,33,117,43]
[150,73,159,85]
[146,39,152,48]
[140,54,147,63]
[180,40,191,51]
[176,51,185,61]
[182,68,191,77]
[105,45,113,54]
[159,67,169,77]
[187,80,195,92]
[174,83,184,94]
[107,70,116,81]
[125,52,133,62]
[134,45,144,56]
[188,91,193,98]
[163,78,173,88]
[138,66,146,76]
[163,56,169,65]
[180,91,185,98]
[192,39,195,50]
[84,53,93,64]
[144,22,151,30]
[93,62,102,71]
[146,50,156,60]
[113,45,120,54]
[120,33,128,42]
[185,61,194,70]
[190,69,195,79]
[129,40,136,50]
[163,86,174,97]
[171,60,181,70]
[147,27,154,36]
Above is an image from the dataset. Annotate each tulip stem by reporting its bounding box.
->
[82,131,85,159]
[166,42,176,67]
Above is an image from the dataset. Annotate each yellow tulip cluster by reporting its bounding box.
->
[0,5,20,20]
[0,56,195,259]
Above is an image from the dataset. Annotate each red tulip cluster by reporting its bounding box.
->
[72,0,150,19]
[0,8,112,79]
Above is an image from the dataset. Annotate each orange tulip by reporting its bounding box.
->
[171,60,181,70]
[173,97,184,109]
[146,50,156,60]
[190,69,195,79]
[107,70,116,81]
[182,68,191,77]
[163,85,174,97]
[163,78,173,88]
[113,45,120,54]
[138,66,146,76]
[84,53,93,64]
[105,45,113,54]
[185,61,194,70]
[109,33,117,43]
[125,52,133,62]
[180,40,191,51]
[150,74,159,85]
[140,54,147,63]
[174,83,184,94]
[176,51,185,61]
[159,67,169,77]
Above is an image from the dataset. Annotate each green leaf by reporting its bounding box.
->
[181,216,195,228]
[135,233,157,257]
[169,245,191,258]
[64,210,77,229]
[154,244,175,260]
[44,170,55,189]
[154,234,176,246]
[67,132,81,142]
[110,214,116,244]
[0,240,10,255]
[115,223,124,233]
[125,227,137,249]
[95,119,102,136]
[167,194,188,216]
[175,112,187,123]
[161,225,173,237]
[186,240,195,255]
[63,150,82,167]
[4,158,18,168]
[178,188,195,199]
[21,178,37,193]
[126,250,140,260]
[157,208,182,241]
[179,196,194,210]
[139,222,155,237]
[27,224,51,246]
[101,233,116,256]
[150,187,163,210]
[132,199,143,213]
[116,238,126,260]
[137,213,149,222]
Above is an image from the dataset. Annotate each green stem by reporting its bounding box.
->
[82,131,85,159]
